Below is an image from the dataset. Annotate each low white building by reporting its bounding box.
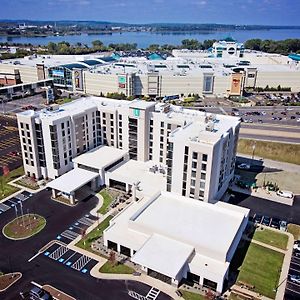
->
[103,191,249,293]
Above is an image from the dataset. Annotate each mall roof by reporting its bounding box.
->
[46,168,98,194]
[72,146,128,171]
[132,234,194,278]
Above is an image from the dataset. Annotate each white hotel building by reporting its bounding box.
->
[17,96,240,203]
[16,97,248,292]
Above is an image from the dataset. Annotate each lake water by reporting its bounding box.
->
[0,29,300,48]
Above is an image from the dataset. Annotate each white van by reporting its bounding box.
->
[276,190,294,199]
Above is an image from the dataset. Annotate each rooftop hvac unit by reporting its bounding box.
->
[206,122,215,132]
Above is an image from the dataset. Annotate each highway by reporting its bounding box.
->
[203,106,300,144]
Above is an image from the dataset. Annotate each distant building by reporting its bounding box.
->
[211,37,245,58]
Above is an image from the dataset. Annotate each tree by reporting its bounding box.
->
[109,251,116,266]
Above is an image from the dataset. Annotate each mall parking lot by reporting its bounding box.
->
[0,114,22,174]
[285,251,300,299]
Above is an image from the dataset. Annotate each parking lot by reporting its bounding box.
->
[0,114,22,174]
[285,247,300,299]
[252,213,288,231]
[0,190,32,215]
[56,213,98,244]
[43,242,98,275]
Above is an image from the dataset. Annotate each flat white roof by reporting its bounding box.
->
[47,168,98,194]
[72,146,128,171]
[132,192,248,261]
[107,160,166,197]
[132,234,194,278]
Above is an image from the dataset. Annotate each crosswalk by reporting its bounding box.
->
[49,245,68,260]
[0,202,10,213]
[146,287,160,300]
[128,287,160,300]
[72,255,91,271]
[61,230,79,240]
[78,217,94,226]
[128,290,148,300]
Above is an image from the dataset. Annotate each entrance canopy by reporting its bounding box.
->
[132,233,194,279]
[47,168,98,194]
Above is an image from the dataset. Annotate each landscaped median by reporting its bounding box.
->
[179,290,206,300]
[97,189,114,214]
[99,261,134,274]
[2,214,46,240]
[76,215,113,254]
[0,272,22,292]
[253,227,288,250]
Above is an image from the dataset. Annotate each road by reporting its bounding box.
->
[0,190,172,300]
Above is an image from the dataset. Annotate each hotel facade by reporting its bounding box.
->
[17,96,240,203]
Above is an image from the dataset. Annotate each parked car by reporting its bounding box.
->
[294,240,300,245]
[293,250,300,258]
[270,217,281,229]
[237,163,251,170]
[289,275,300,284]
[276,190,294,199]
[262,216,271,226]
[29,287,52,300]
[280,220,288,232]
[293,244,300,251]
[254,214,263,225]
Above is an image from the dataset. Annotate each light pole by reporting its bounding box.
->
[251,141,256,160]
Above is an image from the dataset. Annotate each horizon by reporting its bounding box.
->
[1,0,300,26]
[1,19,300,27]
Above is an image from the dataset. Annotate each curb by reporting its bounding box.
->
[0,272,22,292]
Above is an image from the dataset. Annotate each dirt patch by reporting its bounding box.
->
[0,273,22,291]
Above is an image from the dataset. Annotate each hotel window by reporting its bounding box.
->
[192,161,197,169]
[203,154,208,162]
[160,121,164,128]
[192,152,198,160]
[200,181,205,189]
[167,124,171,130]
[191,179,196,187]
[201,164,207,171]
[26,124,29,130]
[201,173,206,180]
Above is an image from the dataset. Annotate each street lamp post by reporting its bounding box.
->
[251,141,256,160]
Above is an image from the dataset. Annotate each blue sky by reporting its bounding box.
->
[0,0,299,25]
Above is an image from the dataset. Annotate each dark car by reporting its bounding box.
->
[270,217,281,229]
[29,287,52,299]
[262,216,271,226]
[254,214,263,225]
[294,250,300,258]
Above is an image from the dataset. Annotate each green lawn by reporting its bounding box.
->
[56,98,73,105]
[99,261,134,274]
[0,166,24,200]
[237,139,300,165]
[180,290,206,300]
[76,215,113,252]
[253,228,288,250]
[98,189,113,214]
[237,243,284,299]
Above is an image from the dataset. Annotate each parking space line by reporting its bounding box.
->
[286,287,300,294]
[71,255,91,271]
[49,245,68,260]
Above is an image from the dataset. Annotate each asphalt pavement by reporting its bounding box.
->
[0,190,172,300]
[229,192,300,225]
